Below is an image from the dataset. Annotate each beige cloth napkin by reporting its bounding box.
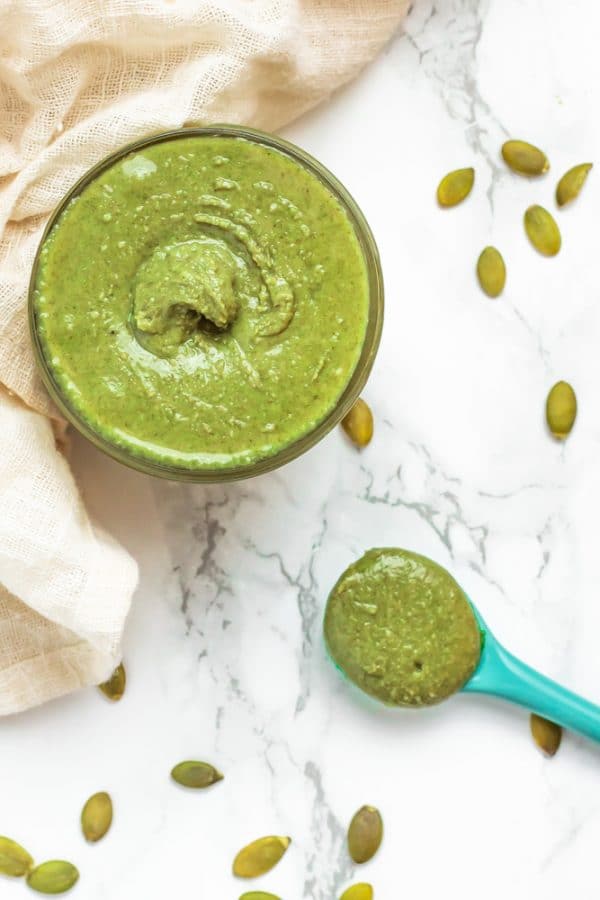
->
[0,0,409,716]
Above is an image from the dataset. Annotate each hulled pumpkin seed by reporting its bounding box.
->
[98,662,126,701]
[501,140,549,176]
[171,760,223,789]
[81,791,113,842]
[530,714,562,757]
[342,398,373,448]
[26,861,79,895]
[524,205,561,256]
[340,884,374,900]
[233,836,291,878]
[436,167,475,207]
[546,381,577,439]
[556,163,592,207]
[476,246,506,298]
[0,836,33,877]
[347,806,383,864]
[239,893,281,900]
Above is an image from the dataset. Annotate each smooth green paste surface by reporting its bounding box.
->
[34,135,369,470]
[324,548,482,707]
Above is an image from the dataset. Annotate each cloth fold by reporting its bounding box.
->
[0,0,409,715]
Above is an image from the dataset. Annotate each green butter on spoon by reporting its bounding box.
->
[325,548,481,706]
[324,548,600,742]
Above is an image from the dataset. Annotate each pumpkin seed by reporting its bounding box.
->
[233,836,291,878]
[546,381,577,439]
[347,806,383,864]
[342,398,373,448]
[476,246,506,298]
[436,167,475,207]
[0,836,33,877]
[81,791,113,842]
[340,884,374,900]
[530,714,562,757]
[171,760,223,789]
[26,861,79,894]
[239,894,281,900]
[556,163,592,207]
[98,662,126,701]
[501,140,549,176]
[524,205,561,256]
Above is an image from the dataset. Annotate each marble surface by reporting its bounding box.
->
[4,1,600,896]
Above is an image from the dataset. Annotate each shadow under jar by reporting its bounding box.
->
[29,126,383,482]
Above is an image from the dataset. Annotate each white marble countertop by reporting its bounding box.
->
[4,1,600,897]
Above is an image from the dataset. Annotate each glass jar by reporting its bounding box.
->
[29,125,384,482]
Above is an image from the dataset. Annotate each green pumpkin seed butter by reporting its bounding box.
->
[34,134,370,470]
[324,548,482,707]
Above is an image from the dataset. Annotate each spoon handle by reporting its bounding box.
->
[463,632,600,742]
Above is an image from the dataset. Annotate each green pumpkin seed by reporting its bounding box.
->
[26,861,79,895]
[233,836,291,878]
[530,714,562,757]
[171,760,223,789]
[524,205,561,256]
[546,381,577,439]
[342,398,373,448]
[239,893,281,900]
[98,662,126,701]
[81,791,113,842]
[436,167,474,207]
[556,163,592,207]
[476,246,506,298]
[340,884,374,900]
[347,805,383,864]
[0,836,33,877]
[501,140,549,176]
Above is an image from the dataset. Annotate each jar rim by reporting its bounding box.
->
[28,124,384,483]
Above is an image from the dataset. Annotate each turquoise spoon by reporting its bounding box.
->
[464,605,600,742]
